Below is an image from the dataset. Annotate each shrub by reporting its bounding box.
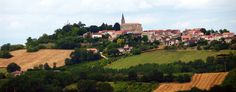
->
[0,50,13,59]
[131,48,141,55]
[7,63,21,73]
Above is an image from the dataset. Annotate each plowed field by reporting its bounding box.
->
[154,72,228,92]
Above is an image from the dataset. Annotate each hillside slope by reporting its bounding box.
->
[154,72,228,92]
[0,49,73,71]
[106,50,236,69]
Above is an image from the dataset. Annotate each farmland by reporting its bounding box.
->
[106,50,236,69]
[0,49,73,71]
[154,72,228,92]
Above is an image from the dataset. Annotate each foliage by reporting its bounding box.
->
[64,80,113,92]
[55,37,81,49]
[128,71,137,81]
[113,23,120,31]
[6,63,21,73]
[111,82,158,92]
[131,48,141,55]
[26,37,39,52]
[0,50,13,58]
[0,43,11,51]
[222,69,236,90]
[66,48,101,65]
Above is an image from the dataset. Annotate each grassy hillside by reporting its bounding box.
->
[106,50,236,69]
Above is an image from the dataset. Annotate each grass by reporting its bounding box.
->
[0,67,7,73]
[106,50,236,69]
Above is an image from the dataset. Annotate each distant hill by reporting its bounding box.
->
[106,50,236,69]
[0,49,73,71]
[154,72,228,92]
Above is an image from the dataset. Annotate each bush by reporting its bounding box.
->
[0,50,13,59]
[0,73,6,79]
[27,46,39,52]
[55,37,80,49]
[175,74,191,83]
[26,37,40,52]
[67,48,101,64]
[96,82,114,92]
[9,44,25,51]
[7,63,21,73]
[131,48,141,55]
[128,71,138,81]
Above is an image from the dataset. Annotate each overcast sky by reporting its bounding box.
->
[0,0,236,45]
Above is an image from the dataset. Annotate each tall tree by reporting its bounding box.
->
[113,22,120,31]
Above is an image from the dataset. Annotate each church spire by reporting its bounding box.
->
[121,13,125,24]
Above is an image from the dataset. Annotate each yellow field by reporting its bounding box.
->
[154,72,228,92]
[0,49,73,71]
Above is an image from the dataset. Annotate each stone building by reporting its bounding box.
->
[120,14,143,33]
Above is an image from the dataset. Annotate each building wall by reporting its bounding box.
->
[121,23,143,32]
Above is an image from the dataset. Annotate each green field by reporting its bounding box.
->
[106,50,236,69]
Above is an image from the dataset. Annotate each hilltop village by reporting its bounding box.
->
[86,14,235,47]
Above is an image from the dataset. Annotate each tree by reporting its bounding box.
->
[26,37,39,52]
[128,71,138,81]
[0,50,13,58]
[55,37,80,49]
[0,73,6,79]
[142,35,148,43]
[223,69,236,89]
[200,28,207,35]
[77,80,97,92]
[44,63,51,70]
[88,25,100,33]
[0,43,11,51]
[219,29,229,34]
[148,70,164,82]
[107,48,119,57]
[96,82,114,92]
[38,34,51,44]
[69,48,101,64]
[7,63,21,73]
[53,62,57,69]
[113,23,120,31]
[206,56,215,64]
[131,48,141,55]
[116,39,125,46]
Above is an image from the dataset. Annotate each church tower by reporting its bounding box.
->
[121,13,125,24]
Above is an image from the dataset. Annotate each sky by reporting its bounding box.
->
[0,0,236,45]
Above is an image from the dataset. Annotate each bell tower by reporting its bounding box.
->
[121,13,125,24]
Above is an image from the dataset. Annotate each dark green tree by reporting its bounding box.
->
[96,82,114,92]
[26,37,39,52]
[44,63,51,70]
[1,43,11,51]
[128,71,138,81]
[0,50,13,58]
[113,22,120,31]
[7,62,21,73]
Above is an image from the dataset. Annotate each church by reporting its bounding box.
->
[120,14,143,33]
